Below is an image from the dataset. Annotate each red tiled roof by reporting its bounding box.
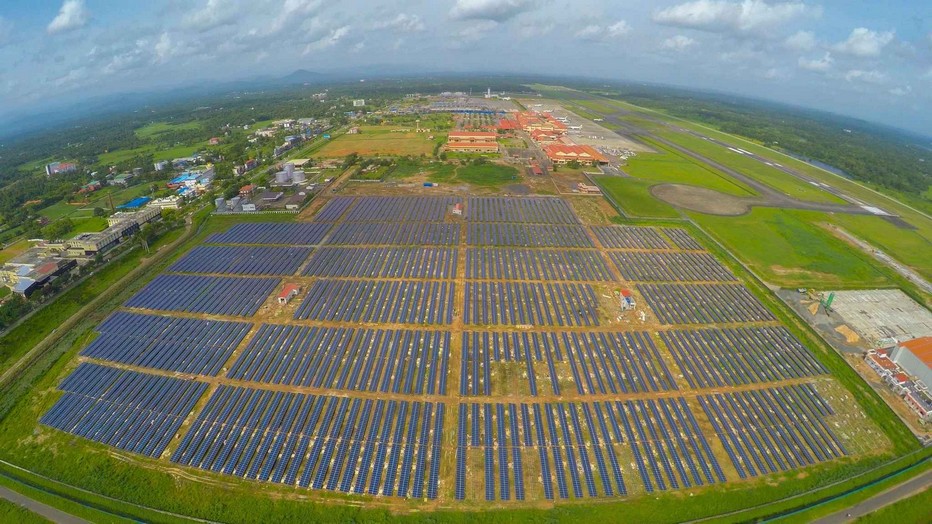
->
[446,141,498,149]
[448,131,497,139]
[543,144,607,162]
[868,353,898,371]
[900,337,932,367]
[892,372,910,383]
[278,283,301,298]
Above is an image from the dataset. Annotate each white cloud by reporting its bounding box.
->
[454,20,498,44]
[844,69,886,84]
[47,0,88,35]
[184,0,239,32]
[661,35,696,51]
[449,0,535,22]
[652,0,817,37]
[269,0,322,35]
[375,14,426,33]
[798,52,833,72]
[574,20,629,41]
[784,30,816,51]
[833,28,895,57]
[607,20,631,38]
[302,25,351,54]
[889,85,911,96]
[517,20,554,39]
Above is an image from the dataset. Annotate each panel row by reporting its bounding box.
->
[466,197,579,224]
[661,327,827,388]
[699,384,846,479]
[302,247,457,279]
[465,248,613,281]
[461,331,677,397]
[326,222,459,246]
[343,196,460,222]
[171,387,444,499]
[228,325,449,395]
[467,224,593,248]
[609,251,736,282]
[206,223,332,245]
[313,197,356,222]
[42,363,206,458]
[82,311,252,376]
[640,283,776,324]
[168,246,313,276]
[662,227,704,251]
[592,226,670,250]
[294,279,455,325]
[125,275,280,317]
[464,282,599,326]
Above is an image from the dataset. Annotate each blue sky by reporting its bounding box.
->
[1,1,930,135]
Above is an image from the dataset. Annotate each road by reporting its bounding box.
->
[0,485,90,524]
[558,90,881,217]
[812,468,932,523]
[827,224,932,295]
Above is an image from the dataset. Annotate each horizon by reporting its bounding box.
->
[0,1,930,136]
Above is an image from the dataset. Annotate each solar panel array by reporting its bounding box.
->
[172,387,445,498]
[42,196,856,504]
[205,222,332,245]
[125,274,280,316]
[82,311,251,375]
[169,246,313,276]
[42,363,206,457]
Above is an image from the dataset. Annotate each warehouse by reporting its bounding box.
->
[543,144,607,165]
[445,131,499,153]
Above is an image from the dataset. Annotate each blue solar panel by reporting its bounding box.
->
[169,246,312,275]
[126,275,279,316]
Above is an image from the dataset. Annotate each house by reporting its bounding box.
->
[347,126,360,134]
[78,181,102,194]
[209,137,221,145]
[153,161,170,171]
[239,184,256,197]
[277,283,301,304]
[451,203,464,216]
[110,173,135,186]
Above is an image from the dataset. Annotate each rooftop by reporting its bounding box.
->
[899,336,932,367]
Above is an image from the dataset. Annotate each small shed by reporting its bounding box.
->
[278,284,301,305]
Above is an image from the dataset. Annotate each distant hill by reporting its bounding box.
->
[279,69,325,85]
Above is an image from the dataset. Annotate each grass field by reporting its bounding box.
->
[134,121,202,140]
[625,141,757,196]
[0,498,50,524]
[691,208,892,288]
[69,216,108,234]
[856,485,931,523]
[315,126,436,157]
[0,240,34,264]
[827,214,932,282]
[596,176,681,218]
[427,163,518,187]
[38,182,163,222]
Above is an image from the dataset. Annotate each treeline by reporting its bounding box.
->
[586,84,931,199]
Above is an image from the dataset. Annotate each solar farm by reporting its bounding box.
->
[39,194,881,508]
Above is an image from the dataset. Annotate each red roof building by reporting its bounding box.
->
[543,144,607,165]
[497,119,517,131]
[277,284,301,305]
[446,131,499,153]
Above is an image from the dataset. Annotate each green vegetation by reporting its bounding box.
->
[0,240,33,264]
[691,208,891,288]
[595,176,680,218]
[856,486,931,523]
[134,121,202,140]
[828,214,932,282]
[0,498,51,524]
[625,139,756,196]
[431,163,519,187]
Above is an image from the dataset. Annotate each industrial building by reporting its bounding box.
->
[45,161,78,176]
[890,337,932,388]
[0,248,77,296]
[66,207,160,257]
[445,131,499,153]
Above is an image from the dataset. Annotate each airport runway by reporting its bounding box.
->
[811,468,931,523]
[0,485,90,524]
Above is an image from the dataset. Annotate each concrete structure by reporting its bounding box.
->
[891,337,932,387]
[110,173,135,186]
[353,99,365,107]
[903,384,932,422]
[66,207,159,257]
[147,197,181,210]
[0,248,77,296]
[577,182,601,194]
[829,289,932,345]
[45,162,78,176]
[153,161,170,171]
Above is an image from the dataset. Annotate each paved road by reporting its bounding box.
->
[0,485,90,524]
[560,90,878,217]
[812,468,932,523]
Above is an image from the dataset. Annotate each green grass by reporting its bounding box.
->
[0,287,10,299]
[654,130,848,205]
[856,485,931,523]
[827,214,932,283]
[0,498,51,524]
[0,240,34,264]
[68,216,108,234]
[625,141,756,196]
[452,164,519,186]
[595,176,680,218]
[134,121,202,140]
[691,208,892,288]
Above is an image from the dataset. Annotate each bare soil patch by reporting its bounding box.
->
[651,183,759,215]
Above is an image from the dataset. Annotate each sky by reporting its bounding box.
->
[0,0,930,135]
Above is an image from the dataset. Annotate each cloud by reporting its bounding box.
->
[652,0,817,37]
[661,35,696,51]
[517,20,554,39]
[844,69,886,84]
[798,52,832,72]
[184,0,239,32]
[832,28,895,57]
[47,0,88,34]
[889,85,911,97]
[449,0,535,22]
[784,30,816,51]
[453,20,498,44]
[303,25,351,54]
[374,14,426,33]
[268,0,322,35]
[574,20,630,41]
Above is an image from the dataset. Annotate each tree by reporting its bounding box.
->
[93,207,106,217]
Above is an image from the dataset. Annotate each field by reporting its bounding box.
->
[0,499,49,524]
[314,126,437,157]
[0,239,34,264]
[0,193,914,524]
[625,140,756,197]
[134,121,202,140]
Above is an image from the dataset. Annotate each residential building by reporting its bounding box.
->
[353,99,365,107]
